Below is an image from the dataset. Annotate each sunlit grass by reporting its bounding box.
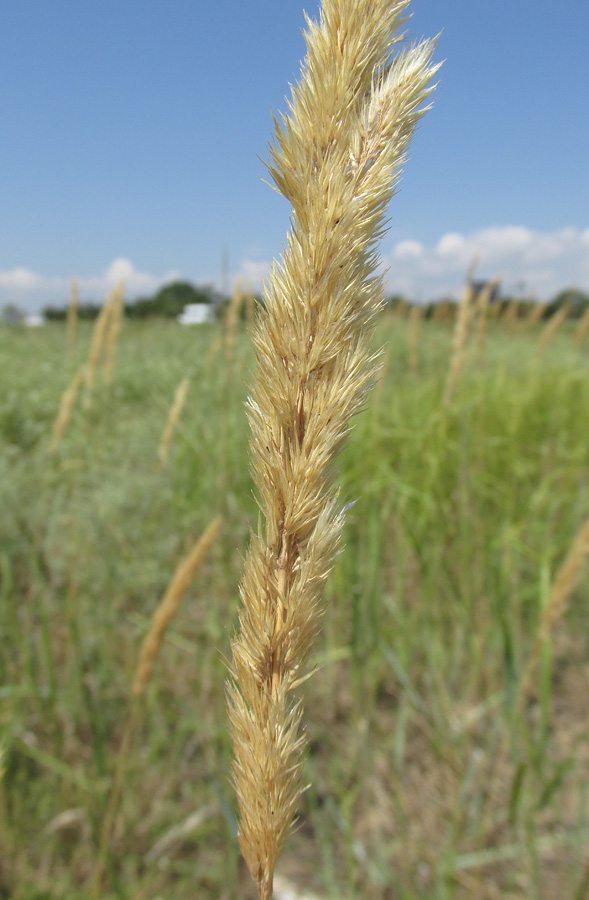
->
[0,315,588,899]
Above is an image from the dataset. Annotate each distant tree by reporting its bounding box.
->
[551,288,589,318]
[125,281,219,319]
[43,301,102,320]
[384,294,409,312]
[1,303,24,325]
[78,303,103,320]
[44,280,225,322]
[43,305,67,321]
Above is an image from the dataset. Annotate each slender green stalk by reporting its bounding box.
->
[226,3,439,897]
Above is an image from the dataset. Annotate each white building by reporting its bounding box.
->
[24,314,45,327]
[178,303,215,325]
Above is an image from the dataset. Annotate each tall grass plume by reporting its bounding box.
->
[475,276,501,368]
[573,305,589,348]
[158,377,190,466]
[226,3,439,896]
[225,278,243,381]
[49,366,87,452]
[527,299,547,325]
[443,273,475,406]
[102,283,125,385]
[84,285,122,405]
[521,520,589,701]
[536,303,570,355]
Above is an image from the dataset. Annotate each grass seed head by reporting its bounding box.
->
[158,377,190,466]
[226,2,439,895]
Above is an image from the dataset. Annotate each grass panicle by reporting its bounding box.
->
[573,305,589,348]
[226,3,439,896]
[443,276,474,406]
[502,299,519,325]
[225,279,243,380]
[245,286,256,327]
[521,520,589,700]
[158,376,190,466]
[528,299,548,325]
[475,276,501,368]
[537,303,570,355]
[49,366,87,452]
[433,299,453,322]
[84,285,120,405]
[132,515,223,698]
[102,283,125,385]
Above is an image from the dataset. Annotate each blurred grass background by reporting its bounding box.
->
[1,312,588,899]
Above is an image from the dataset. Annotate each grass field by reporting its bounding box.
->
[1,312,588,899]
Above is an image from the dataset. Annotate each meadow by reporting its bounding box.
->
[1,309,588,899]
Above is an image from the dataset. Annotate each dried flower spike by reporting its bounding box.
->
[226,2,439,897]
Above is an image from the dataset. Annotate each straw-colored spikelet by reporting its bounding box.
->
[225,278,243,379]
[394,298,409,319]
[443,279,474,407]
[158,377,190,466]
[49,366,87,452]
[528,300,547,325]
[67,277,79,349]
[89,515,223,900]
[226,4,439,897]
[521,520,589,699]
[102,283,125,385]
[373,342,392,408]
[573,305,589,348]
[84,287,117,405]
[502,300,519,324]
[475,277,501,368]
[132,515,223,697]
[408,304,423,375]
[245,286,256,327]
[433,299,451,322]
[537,303,570,355]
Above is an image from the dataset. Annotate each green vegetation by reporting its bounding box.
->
[39,279,589,325]
[43,280,221,322]
[1,315,588,899]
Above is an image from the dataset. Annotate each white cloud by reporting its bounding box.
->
[81,258,180,296]
[383,226,589,301]
[393,240,424,261]
[3,229,587,313]
[235,258,272,292]
[0,259,181,312]
[0,267,44,290]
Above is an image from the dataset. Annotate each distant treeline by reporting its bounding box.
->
[42,281,589,322]
[43,281,223,321]
[386,287,589,320]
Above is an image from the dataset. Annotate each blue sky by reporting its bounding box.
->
[1,0,588,311]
